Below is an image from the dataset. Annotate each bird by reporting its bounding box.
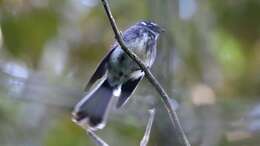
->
[72,20,164,131]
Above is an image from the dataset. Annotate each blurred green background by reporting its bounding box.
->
[0,0,260,146]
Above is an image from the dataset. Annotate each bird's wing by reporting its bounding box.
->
[84,47,116,91]
[116,75,143,108]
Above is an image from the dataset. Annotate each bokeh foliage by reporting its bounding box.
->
[0,0,260,146]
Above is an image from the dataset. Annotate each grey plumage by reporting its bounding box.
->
[72,20,163,130]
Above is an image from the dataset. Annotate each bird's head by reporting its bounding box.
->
[137,20,165,35]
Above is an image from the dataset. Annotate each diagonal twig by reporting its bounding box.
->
[86,109,157,146]
[140,108,156,146]
[87,130,110,146]
[100,0,191,146]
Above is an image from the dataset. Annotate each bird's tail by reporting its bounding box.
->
[72,79,114,131]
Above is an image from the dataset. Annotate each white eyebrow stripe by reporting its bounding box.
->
[151,22,157,26]
[141,22,147,25]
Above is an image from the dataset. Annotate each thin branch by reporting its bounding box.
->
[87,109,157,146]
[87,130,109,146]
[100,0,191,146]
[140,108,156,146]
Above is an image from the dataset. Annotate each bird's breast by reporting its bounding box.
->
[107,32,156,86]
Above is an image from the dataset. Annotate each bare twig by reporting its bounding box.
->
[100,0,191,146]
[140,108,156,146]
[86,109,156,146]
[87,130,110,146]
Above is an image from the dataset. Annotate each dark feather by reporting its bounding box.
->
[116,76,143,108]
[85,47,115,91]
[74,79,114,129]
